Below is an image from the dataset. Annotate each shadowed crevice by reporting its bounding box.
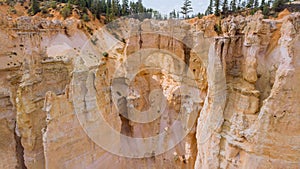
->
[14,123,27,169]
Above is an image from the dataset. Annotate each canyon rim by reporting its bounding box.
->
[0,2,300,169]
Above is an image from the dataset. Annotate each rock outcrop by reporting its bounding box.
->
[0,7,299,169]
[195,11,300,169]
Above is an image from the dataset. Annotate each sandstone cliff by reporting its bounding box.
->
[0,5,299,169]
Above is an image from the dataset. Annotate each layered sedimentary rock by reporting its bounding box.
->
[0,7,299,169]
[0,14,88,169]
[196,12,300,169]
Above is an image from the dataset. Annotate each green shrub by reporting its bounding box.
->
[214,24,222,35]
[82,13,90,22]
[61,5,71,19]
[50,1,56,9]
[9,7,17,14]
[41,7,48,14]
[86,25,93,35]
[102,52,109,57]
[197,13,204,19]
[5,0,16,6]
[32,0,40,14]
[28,0,40,16]
[90,38,98,45]
[250,9,257,15]
[20,0,24,6]
[262,5,270,17]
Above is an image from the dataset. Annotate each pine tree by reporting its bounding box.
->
[100,0,106,14]
[247,0,254,8]
[262,3,270,16]
[272,0,285,12]
[241,0,246,8]
[222,0,228,14]
[197,12,204,18]
[214,0,220,16]
[61,0,71,19]
[153,10,162,19]
[30,0,40,15]
[115,0,121,16]
[90,0,99,18]
[260,0,266,9]
[107,0,112,12]
[205,0,213,15]
[137,0,144,13]
[237,0,242,10]
[78,0,87,9]
[145,8,153,19]
[121,0,129,16]
[108,0,119,20]
[254,0,259,8]
[129,1,137,14]
[106,0,112,21]
[230,0,237,12]
[86,0,92,8]
[180,0,193,19]
[170,9,176,18]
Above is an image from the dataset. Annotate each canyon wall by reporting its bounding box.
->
[0,9,299,169]
[196,11,300,169]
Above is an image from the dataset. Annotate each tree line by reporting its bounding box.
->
[175,0,291,20]
[3,0,293,21]
[204,0,292,17]
[27,0,159,22]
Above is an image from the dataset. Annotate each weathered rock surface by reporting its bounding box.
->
[0,7,299,169]
[195,11,300,169]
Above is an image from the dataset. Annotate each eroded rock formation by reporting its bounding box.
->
[196,11,300,169]
[0,8,299,169]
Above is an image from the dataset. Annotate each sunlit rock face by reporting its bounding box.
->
[195,12,300,169]
[0,9,300,169]
[0,16,80,169]
[67,19,209,168]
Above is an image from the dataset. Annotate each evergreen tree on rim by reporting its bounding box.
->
[222,0,229,14]
[247,0,254,8]
[180,0,193,19]
[205,0,213,15]
[214,0,221,16]
[137,0,144,13]
[272,0,287,12]
[254,0,259,8]
[30,0,40,15]
[230,0,237,12]
[260,0,266,9]
[121,0,129,16]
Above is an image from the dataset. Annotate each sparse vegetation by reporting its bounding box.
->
[214,22,222,35]
[50,1,57,9]
[102,52,109,57]
[197,12,204,19]
[273,0,289,12]
[0,0,159,22]
[28,0,40,16]
[9,6,17,14]
[1,0,297,22]
[205,0,295,18]
[82,13,90,22]
[60,3,71,19]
